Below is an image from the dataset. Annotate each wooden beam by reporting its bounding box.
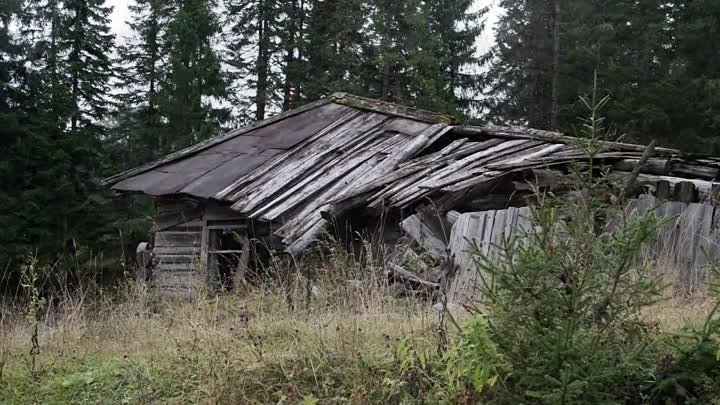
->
[623,140,657,199]
[330,92,455,124]
[386,262,440,290]
[675,181,698,203]
[656,180,672,200]
[613,158,669,175]
[453,125,679,155]
[670,162,720,180]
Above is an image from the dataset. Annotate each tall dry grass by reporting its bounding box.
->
[0,241,446,404]
[1,231,717,404]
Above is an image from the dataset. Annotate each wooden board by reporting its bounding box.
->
[153,246,201,256]
[154,231,202,248]
[399,214,448,258]
[152,270,201,289]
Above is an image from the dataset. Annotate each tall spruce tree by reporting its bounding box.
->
[483,0,557,128]
[483,0,683,147]
[418,0,486,117]
[1,0,119,269]
[225,0,283,122]
[63,0,115,133]
[162,0,227,145]
[671,0,720,152]
[115,0,176,164]
[301,0,368,103]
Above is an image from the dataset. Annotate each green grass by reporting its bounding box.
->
[0,282,442,405]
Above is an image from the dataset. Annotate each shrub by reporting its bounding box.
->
[470,92,666,405]
[649,266,720,404]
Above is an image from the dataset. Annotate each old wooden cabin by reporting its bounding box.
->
[104,93,720,301]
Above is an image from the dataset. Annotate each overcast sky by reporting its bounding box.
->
[107,0,500,51]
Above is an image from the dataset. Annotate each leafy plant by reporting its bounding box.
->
[443,317,500,397]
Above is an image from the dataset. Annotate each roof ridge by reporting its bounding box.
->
[329,92,456,124]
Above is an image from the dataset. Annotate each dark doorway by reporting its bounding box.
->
[207,224,249,291]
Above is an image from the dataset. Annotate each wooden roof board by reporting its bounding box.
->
[107,103,353,196]
[104,101,350,186]
[112,150,237,195]
[104,92,720,257]
[179,149,285,198]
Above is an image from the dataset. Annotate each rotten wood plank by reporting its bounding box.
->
[154,231,202,247]
[400,214,448,258]
[386,262,440,290]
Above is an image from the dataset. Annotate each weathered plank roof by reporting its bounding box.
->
[105,93,720,255]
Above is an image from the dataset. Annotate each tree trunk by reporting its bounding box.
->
[550,0,561,129]
[70,1,85,132]
[49,0,60,128]
[255,0,269,121]
[281,0,297,111]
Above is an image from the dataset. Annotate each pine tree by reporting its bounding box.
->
[63,0,115,133]
[115,0,176,163]
[301,0,368,103]
[162,0,227,145]
[2,0,119,268]
[417,0,486,117]
[483,0,680,143]
[483,0,556,128]
[670,0,720,152]
[225,0,283,122]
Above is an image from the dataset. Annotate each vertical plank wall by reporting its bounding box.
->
[448,197,720,303]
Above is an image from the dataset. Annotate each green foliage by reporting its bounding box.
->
[483,0,720,153]
[443,317,500,396]
[649,267,720,404]
[472,93,665,405]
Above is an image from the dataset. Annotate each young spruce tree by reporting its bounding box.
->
[473,91,665,404]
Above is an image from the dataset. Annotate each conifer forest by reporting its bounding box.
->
[1,0,719,273]
[3,2,720,405]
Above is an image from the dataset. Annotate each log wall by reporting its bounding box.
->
[149,198,275,294]
[151,198,204,293]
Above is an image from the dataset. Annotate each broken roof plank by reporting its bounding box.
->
[231,113,391,212]
[454,124,680,155]
[256,132,409,221]
[222,110,371,202]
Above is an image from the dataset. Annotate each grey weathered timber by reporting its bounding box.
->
[671,162,720,180]
[435,200,720,303]
[105,93,720,295]
[387,263,440,290]
[400,214,448,258]
[152,270,198,289]
[613,158,670,175]
[656,180,672,200]
[154,231,202,247]
[676,181,699,203]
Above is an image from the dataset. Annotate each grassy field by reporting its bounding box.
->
[0,275,447,405]
[1,264,717,405]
